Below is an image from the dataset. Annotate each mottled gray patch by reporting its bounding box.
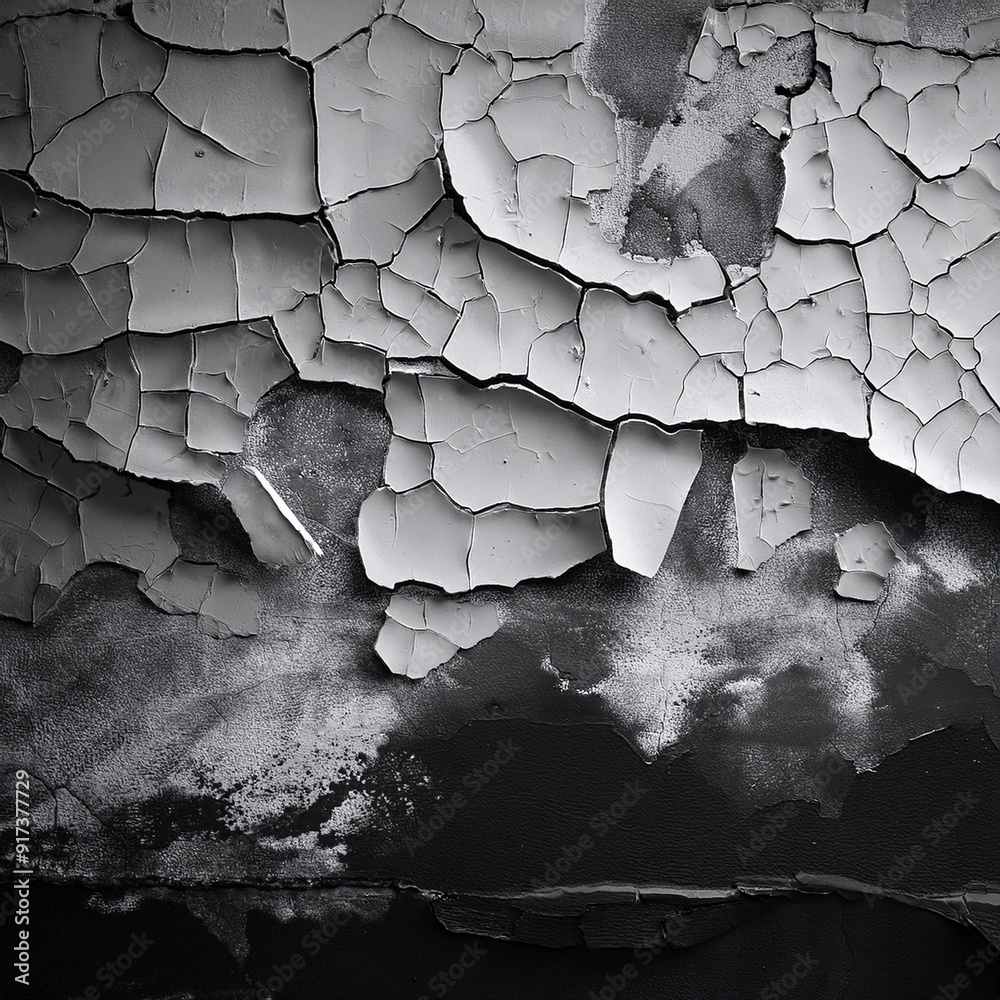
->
[585,6,815,267]
[622,128,785,267]
[0,341,21,393]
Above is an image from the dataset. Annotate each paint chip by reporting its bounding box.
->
[732,447,813,571]
[374,593,500,679]
[603,421,703,577]
[222,466,322,568]
[834,520,906,601]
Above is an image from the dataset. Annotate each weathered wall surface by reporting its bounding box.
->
[2,0,999,996]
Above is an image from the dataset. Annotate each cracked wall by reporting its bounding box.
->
[2,1,1000,996]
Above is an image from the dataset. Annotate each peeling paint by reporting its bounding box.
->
[732,446,812,571]
[834,520,906,601]
[375,593,500,679]
[2,8,999,977]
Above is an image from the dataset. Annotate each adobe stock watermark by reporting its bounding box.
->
[12,769,32,986]
[531,781,649,889]
[853,178,907,236]
[587,911,694,1000]
[23,265,130,358]
[853,117,970,236]
[932,937,1000,1000]
[945,245,1000,315]
[65,933,155,1000]
[249,909,351,999]
[417,941,488,1000]
[735,802,799,865]
[519,131,614,227]
[586,915,816,1000]
[897,634,959,706]
[864,791,980,906]
[405,739,520,856]
[40,64,164,186]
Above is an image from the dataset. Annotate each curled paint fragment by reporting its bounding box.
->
[732,447,813,571]
[0,321,294,484]
[139,558,261,638]
[603,421,703,578]
[0,426,259,636]
[357,484,606,593]
[965,16,1000,57]
[834,521,906,601]
[374,593,500,679]
[752,105,790,138]
[688,3,814,82]
[383,372,612,513]
[222,466,322,568]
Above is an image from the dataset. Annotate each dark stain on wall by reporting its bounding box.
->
[622,127,786,267]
